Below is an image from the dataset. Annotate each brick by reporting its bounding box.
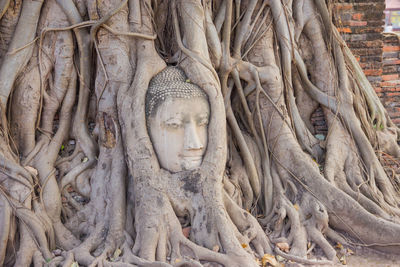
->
[382,52,399,59]
[347,40,383,49]
[338,27,352,33]
[349,26,383,34]
[359,55,382,63]
[352,13,363,20]
[367,76,382,83]
[359,62,383,69]
[383,59,400,65]
[392,118,400,125]
[381,80,400,87]
[351,49,366,55]
[345,20,368,27]
[352,48,383,56]
[387,92,400,97]
[381,87,399,93]
[383,34,399,42]
[365,40,383,47]
[383,46,400,52]
[334,3,353,11]
[363,69,383,76]
[337,13,352,21]
[349,33,368,42]
[367,21,385,27]
[383,65,399,74]
[389,102,400,108]
[364,11,386,21]
[353,3,385,12]
[366,33,384,41]
[383,74,400,81]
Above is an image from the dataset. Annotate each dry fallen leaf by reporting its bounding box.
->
[241,243,248,249]
[335,242,344,249]
[339,255,346,265]
[212,245,219,252]
[70,262,79,267]
[114,248,121,258]
[293,204,299,211]
[262,254,278,267]
[175,258,181,263]
[276,242,290,253]
[347,248,354,255]
[110,248,121,261]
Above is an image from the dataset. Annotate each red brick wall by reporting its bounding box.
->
[334,0,386,88]
[311,1,400,135]
[309,1,399,175]
[334,0,400,127]
[379,33,400,125]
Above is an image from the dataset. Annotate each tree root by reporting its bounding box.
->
[223,191,272,256]
[0,0,43,106]
[274,247,334,265]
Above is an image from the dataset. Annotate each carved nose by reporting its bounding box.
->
[184,121,203,150]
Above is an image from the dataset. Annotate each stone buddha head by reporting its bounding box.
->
[146,67,210,173]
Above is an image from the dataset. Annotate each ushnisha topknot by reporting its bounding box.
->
[145,66,208,118]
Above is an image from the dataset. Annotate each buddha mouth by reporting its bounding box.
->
[181,155,203,161]
[181,156,203,170]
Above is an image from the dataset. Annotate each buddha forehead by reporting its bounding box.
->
[145,67,208,118]
[154,97,209,121]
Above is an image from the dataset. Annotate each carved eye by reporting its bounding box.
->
[165,120,182,129]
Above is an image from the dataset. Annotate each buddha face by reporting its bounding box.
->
[148,97,209,173]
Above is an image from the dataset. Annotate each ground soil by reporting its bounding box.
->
[285,247,400,267]
[346,253,400,267]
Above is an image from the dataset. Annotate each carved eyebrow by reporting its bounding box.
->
[198,113,209,119]
[161,112,183,121]
[197,114,209,125]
